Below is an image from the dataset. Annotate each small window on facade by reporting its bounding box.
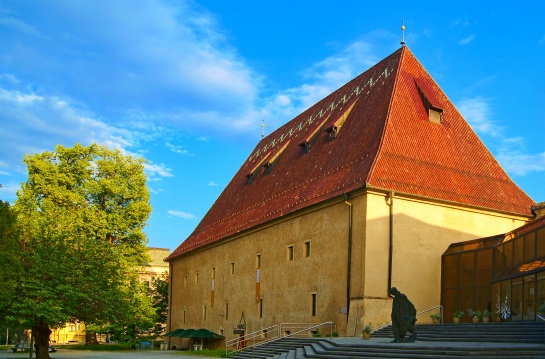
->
[288,245,294,261]
[212,267,215,279]
[259,299,264,318]
[256,254,262,269]
[230,262,235,274]
[225,302,229,320]
[195,272,199,284]
[305,241,311,257]
[183,309,186,324]
[184,275,188,286]
[311,293,317,317]
[220,329,224,336]
[203,305,207,321]
[69,323,76,332]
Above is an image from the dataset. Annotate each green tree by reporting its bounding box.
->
[11,143,152,359]
[150,272,169,325]
[0,200,23,327]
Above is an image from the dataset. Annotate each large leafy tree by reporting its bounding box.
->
[0,200,22,327]
[11,143,152,359]
[150,272,169,325]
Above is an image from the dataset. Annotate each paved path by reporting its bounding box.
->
[0,349,217,359]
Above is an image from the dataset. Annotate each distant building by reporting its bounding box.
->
[166,45,535,342]
[139,247,170,288]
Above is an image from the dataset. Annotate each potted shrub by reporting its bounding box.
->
[468,308,480,323]
[362,322,373,340]
[452,310,464,324]
[430,313,442,324]
[482,309,491,323]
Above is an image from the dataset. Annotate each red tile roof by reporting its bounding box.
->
[167,46,534,261]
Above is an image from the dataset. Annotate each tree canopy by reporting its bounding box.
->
[8,143,153,358]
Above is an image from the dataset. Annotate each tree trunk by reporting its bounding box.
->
[85,331,99,345]
[32,320,51,359]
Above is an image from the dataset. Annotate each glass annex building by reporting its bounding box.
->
[442,213,545,322]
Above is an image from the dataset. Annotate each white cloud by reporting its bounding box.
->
[457,97,501,136]
[497,153,545,176]
[166,142,189,155]
[458,96,545,175]
[144,162,174,179]
[458,35,476,45]
[208,181,219,187]
[167,210,197,220]
[257,37,386,132]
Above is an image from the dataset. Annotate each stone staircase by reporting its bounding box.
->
[372,321,545,343]
[228,321,545,359]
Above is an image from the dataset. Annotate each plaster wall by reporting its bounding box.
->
[169,199,354,344]
[358,191,529,329]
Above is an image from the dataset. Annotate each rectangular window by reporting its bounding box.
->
[259,299,263,318]
[212,267,215,279]
[256,254,262,269]
[311,293,317,316]
[225,302,229,320]
[203,305,207,321]
[305,241,311,257]
[183,309,186,324]
[195,273,199,284]
[287,245,294,261]
[69,323,76,332]
[230,262,235,274]
[184,275,188,286]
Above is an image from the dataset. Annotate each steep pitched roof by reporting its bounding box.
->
[167,46,534,261]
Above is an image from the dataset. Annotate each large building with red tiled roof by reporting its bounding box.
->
[166,45,536,343]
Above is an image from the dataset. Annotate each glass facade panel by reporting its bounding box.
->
[441,288,458,322]
[523,275,536,321]
[514,237,524,266]
[459,287,475,321]
[492,282,501,321]
[475,285,492,312]
[525,233,536,262]
[494,246,505,278]
[476,249,492,285]
[460,252,475,287]
[512,278,523,321]
[442,254,459,289]
[537,228,545,258]
[504,241,513,268]
[537,273,545,310]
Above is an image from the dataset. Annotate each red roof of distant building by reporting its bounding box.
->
[167,46,534,261]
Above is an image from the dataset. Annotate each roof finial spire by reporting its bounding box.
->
[401,19,406,46]
[261,119,265,139]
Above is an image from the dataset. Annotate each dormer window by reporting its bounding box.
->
[246,152,270,183]
[429,108,442,125]
[263,141,290,174]
[325,100,358,139]
[414,79,443,125]
[299,116,330,153]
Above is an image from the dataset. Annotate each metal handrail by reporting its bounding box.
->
[226,322,334,358]
[537,314,545,322]
[373,305,444,333]
[225,324,279,356]
[417,305,444,324]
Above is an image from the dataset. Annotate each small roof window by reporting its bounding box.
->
[414,79,443,125]
[325,100,358,139]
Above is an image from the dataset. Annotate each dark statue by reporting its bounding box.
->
[389,287,417,342]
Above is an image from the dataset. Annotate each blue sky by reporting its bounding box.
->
[1,1,544,252]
